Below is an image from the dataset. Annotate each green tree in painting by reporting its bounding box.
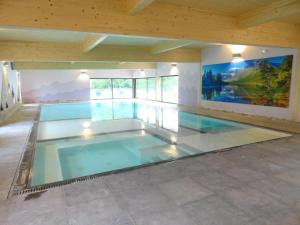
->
[227,55,293,107]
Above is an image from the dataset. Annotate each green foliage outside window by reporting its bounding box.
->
[90,79,112,89]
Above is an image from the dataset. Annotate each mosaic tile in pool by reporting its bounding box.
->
[30,100,290,187]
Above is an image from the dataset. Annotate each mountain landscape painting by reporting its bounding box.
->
[202,55,293,107]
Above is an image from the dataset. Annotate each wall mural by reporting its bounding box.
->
[202,55,293,108]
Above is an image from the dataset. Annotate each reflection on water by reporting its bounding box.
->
[202,85,250,104]
[90,101,179,132]
[40,100,247,136]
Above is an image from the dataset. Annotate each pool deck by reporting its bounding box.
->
[0,105,300,225]
[180,104,300,134]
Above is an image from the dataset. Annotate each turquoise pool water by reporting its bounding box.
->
[31,100,289,187]
[32,131,174,186]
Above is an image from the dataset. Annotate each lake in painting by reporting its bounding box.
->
[202,55,293,107]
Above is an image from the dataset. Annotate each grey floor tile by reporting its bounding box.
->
[63,179,111,206]
[162,157,211,177]
[191,170,246,193]
[140,163,185,185]
[243,158,288,175]
[0,190,8,201]
[226,150,289,175]
[284,149,300,160]
[134,208,198,225]
[0,200,9,225]
[265,155,300,170]
[221,149,288,175]
[222,186,288,218]
[250,177,300,207]
[196,153,236,171]
[223,166,266,183]
[9,188,66,215]
[183,195,252,225]
[67,196,133,225]
[254,210,300,225]
[7,209,68,225]
[159,177,213,205]
[115,184,175,216]
[104,169,152,193]
[276,170,300,187]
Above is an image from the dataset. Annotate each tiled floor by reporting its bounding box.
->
[1,105,300,225]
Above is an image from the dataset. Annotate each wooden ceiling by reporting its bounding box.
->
[158,0,277,16]
[0,0,299,67]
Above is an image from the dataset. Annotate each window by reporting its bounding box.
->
[112,79,133,98]
[136,79,147,99]
[90,79,112,99]
[147,78,156,100]
[161,76,178,103]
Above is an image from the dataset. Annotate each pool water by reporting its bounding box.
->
[31,100,290,187]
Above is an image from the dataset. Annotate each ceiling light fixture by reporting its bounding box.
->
[140,69,146,77]
[228,45,246,63]
[78,70,90,80]
[170,63,179,75]
[232,53,243,63]
[229,45,246,54]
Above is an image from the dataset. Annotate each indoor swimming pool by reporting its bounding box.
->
[29,100,290,187]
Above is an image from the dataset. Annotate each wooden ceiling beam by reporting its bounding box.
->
[150,41,194,54]
[82,34,108,52]
[127,0,155,15]
[0,42,201,63]
[239,0,300,28]
[0,1,299,48]
[12,61,157,70]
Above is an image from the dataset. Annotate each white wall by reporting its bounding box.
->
[201,45,298,121]
[20,66,198,106]
[20,69,155,103]
[156,63,200,107]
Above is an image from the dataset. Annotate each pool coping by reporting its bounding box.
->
[8,105,41,198]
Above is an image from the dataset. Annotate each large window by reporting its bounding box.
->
[90,79,112,99]
[161,76,178,103]
[136,79,147,99]
[147,78,156,100]
[90,79,133,99]
[113,79,133,98]
[90,76,179,103]
[136,78,157,101]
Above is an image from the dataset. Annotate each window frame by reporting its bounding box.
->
[90,75,179,104]
[135,78,149,100]
[112,78,134,99]
[90,78,134,100]
[89,78,113,100]
[160,75,179,104]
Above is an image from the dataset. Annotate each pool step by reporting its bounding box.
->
[177,144,203,155]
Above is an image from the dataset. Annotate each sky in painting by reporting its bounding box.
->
[202,55,286,75]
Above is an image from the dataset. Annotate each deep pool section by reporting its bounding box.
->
[40,102,91,121]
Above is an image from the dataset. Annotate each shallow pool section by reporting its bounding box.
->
[30,100,291,187]
[31,130,200,186]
